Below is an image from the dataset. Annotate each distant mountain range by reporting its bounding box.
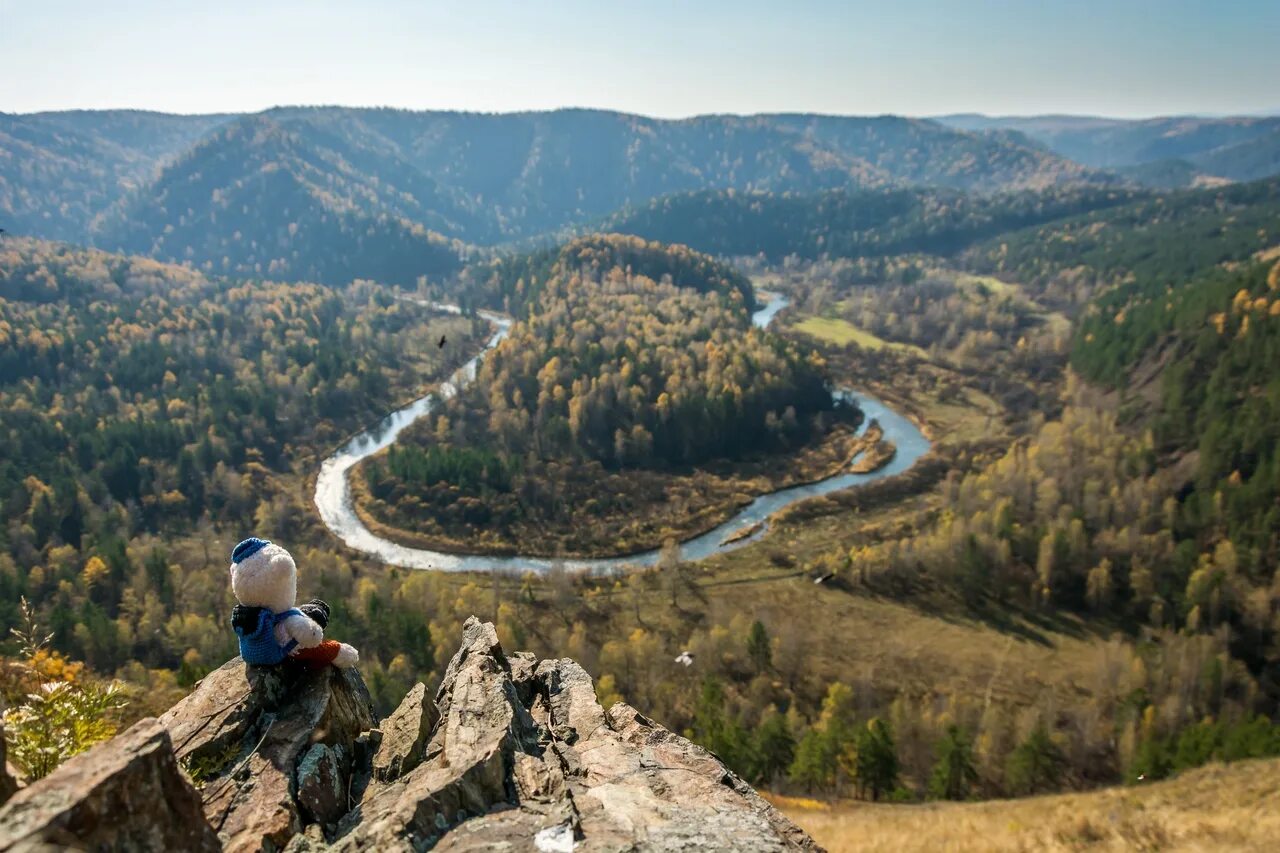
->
[2,108,1107,250]
[935,113,1280,186]
[2,107,1278,285]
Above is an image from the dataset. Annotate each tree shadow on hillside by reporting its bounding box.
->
[954,592,1133,649]
[845,575,1098,649]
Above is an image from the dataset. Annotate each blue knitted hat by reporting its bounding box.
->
[231,537,270,564]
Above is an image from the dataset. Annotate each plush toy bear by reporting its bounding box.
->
[229,537,358,669]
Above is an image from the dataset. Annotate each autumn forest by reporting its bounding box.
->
[2,107,1280,823]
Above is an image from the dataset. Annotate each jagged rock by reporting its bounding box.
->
[507,650,540,706]
[158,657,377,853]
[0,718,219,852]
[0,723,17,806]
[330,619,541,851]
[371,682,437,785]
[326,617,818,852]
[297,743,349,828]
[8,619,818,851]
[595,701,818,850]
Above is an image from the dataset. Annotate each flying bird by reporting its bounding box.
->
[674,651,694,667]
[813,572,835,585]
[437,334,447,349]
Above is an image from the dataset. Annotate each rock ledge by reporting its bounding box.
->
[0,618,820,852]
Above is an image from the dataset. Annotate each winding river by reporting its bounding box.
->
[314,294,931,573]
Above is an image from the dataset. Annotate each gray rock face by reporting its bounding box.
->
[2,620,819,852]
[328,617,818,852]
[370,682,437,785]
[297,743,349,828]
[0,718,220,852]
[0,724,17,806]
[158,657,378,853]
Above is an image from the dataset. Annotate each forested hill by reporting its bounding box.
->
[600,185,1144,261]
[4,107,1114,251]
[0,111,233,241]
[458,232,756,315]
[967,176,1280,367]
[360,234,836,555]
[87,115,468,287]
[965,179,1280,626]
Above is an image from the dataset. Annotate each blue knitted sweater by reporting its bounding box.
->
[233,607,304,665]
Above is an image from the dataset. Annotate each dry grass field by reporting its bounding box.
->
[793,315,930,358]
[769,758,1280,852]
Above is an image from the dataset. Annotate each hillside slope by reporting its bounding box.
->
[1188,126,1280,182]
[602,185,1143,261]
[774,757,1280,852]
[89,114,467,286]
[0,110,230,240]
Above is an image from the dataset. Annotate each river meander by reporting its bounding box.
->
[313,294,931,573]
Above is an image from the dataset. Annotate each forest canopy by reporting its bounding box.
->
[0,237,478,671]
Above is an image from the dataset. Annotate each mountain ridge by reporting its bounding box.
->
[934,112,1280,186]
[4,106,1118,254]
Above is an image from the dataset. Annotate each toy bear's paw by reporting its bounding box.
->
[286,614,324,649]
[333,643,359,668]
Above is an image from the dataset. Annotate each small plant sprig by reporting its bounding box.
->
[2,597,127,780]
[9,596,54,660]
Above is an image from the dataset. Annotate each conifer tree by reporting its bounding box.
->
[747,620,772,673]
[929,725,979,800]
[1006,722,1065,795]
[853,718,900,801]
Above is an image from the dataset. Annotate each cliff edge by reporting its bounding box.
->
[0,617,820,852]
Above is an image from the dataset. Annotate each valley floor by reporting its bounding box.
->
[769,758,1280,852]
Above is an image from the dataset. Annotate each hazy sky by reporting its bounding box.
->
[2,0,1276,118]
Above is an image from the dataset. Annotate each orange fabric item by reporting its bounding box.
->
[291,640,343,668]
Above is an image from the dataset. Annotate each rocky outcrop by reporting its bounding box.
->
[0,619,819,852]
[335,617,816,852]
[369,682,437,785]
[158,656,378,853]
[0,718,220,852]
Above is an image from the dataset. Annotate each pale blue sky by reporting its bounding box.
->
[2,0,1276,117]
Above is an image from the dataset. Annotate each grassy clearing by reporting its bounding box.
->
[952,271,1072,337]
[769,757,1280,852]
[912,383,1005,445]
[794,316,928,358]
[956,272,1018,298]
[1037,309,1073,337]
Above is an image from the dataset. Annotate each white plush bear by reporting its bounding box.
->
[229,538,358,669]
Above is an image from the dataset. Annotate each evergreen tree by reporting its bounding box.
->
[750,709,795,785]
[691,678,749,773]
[960,534,990,607]
[929,725,979,800]
[853,718,900,801]
[789,727,837,791]
[1006,722,1066,795]
[747,620,772,673]
[788,684,859,792]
